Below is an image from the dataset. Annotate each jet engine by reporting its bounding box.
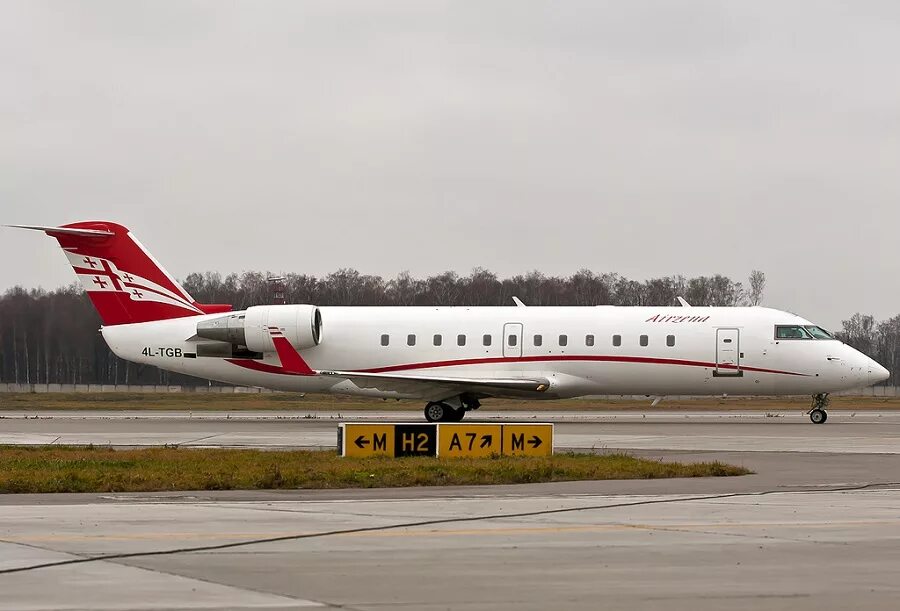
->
[196,304,322,353]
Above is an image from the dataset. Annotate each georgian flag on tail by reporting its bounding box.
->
[63,249,204,313]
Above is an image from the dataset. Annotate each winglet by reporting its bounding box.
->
[676,296,691,307]
[512,296,527,307]
[268,327,315,375]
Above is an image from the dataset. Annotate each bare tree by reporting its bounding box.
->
[748,270,766,306]
[838,313,877,356]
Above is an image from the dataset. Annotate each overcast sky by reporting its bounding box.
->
[2,1,899,329]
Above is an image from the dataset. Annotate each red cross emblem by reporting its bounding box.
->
[82,257,99,269]
[92,276,108,289]
[122,273,134,283]
[132,289,143,298]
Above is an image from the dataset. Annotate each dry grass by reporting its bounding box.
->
[0,391,316,410]
[0,392,898,411]
[0,446,750,494]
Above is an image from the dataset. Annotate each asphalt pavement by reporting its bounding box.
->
[1,409,899,610]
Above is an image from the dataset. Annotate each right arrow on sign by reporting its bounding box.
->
[529,435,542,448]
[480,435,493,449]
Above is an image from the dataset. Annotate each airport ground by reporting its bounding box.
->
[3,390,900,411]
[1,399,899,609]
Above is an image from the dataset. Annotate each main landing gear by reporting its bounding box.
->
[808,393,829,424]
[424,401,464,422]
[424,394,481,423]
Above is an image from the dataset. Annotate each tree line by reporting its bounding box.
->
[0,267,894,387]
[835,313,900,385]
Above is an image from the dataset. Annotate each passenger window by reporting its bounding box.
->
[559,334,568,347]
[534,334,543,347]
[407,334,416,346]
[585,334,594,347]
[508,334,518,346]
[639,335,648,347]
[457,334,466,346]
[612,334,621,347]
[775,325,812,339]
[380,334,389,346]
[483,334,492,346]
[666,335,675,347]
[433,334,442,346]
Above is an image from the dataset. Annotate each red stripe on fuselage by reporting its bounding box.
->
[225,359,309,376]
[359,355,806,376]
[226,354,808,377]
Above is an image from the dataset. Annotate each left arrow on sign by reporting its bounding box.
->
[354,435,370,448]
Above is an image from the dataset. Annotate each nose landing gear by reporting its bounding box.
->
[808,393,829,424]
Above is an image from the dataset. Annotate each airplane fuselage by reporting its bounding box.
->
[102,305,885,399]
[12,220,889,423]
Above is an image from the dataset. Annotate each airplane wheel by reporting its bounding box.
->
[448,408,465,422]
[425,402,446,423]
[810,409,827,424]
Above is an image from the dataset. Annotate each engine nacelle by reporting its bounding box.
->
[196,304,322,353]
[243,304,322,353]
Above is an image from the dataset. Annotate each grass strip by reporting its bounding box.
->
[0,446,750,493]
[1,392,898,411]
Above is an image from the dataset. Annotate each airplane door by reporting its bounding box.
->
[715,328,742,376]
[503,323,523,358]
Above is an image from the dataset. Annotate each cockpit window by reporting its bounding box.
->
[804,325,834,339]
[775,325,812,339]
[775,325,834,340]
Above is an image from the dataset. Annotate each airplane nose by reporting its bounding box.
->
[871,361,890,384]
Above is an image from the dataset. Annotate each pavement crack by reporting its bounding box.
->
[621,523,850,545]
[111,556,332,608]
[177,433,225,446]
[1,482,897,576]
[0,536,330,608]
[198,502,442,521]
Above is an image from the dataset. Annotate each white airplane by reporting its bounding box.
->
[9,221,889,424]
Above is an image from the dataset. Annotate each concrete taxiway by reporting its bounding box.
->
[1,409,899,610]
[2,409,900,454]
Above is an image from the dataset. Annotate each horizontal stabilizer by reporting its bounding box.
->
[5,224,115,237]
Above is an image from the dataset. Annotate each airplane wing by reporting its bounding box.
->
[266,327,552,399]
[318,370,550,399]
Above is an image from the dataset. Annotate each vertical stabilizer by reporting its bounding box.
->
[9,221,231,325]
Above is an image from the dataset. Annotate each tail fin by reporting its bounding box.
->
[9,221,231,325]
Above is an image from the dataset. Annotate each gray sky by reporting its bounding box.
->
[2,1,899,330]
